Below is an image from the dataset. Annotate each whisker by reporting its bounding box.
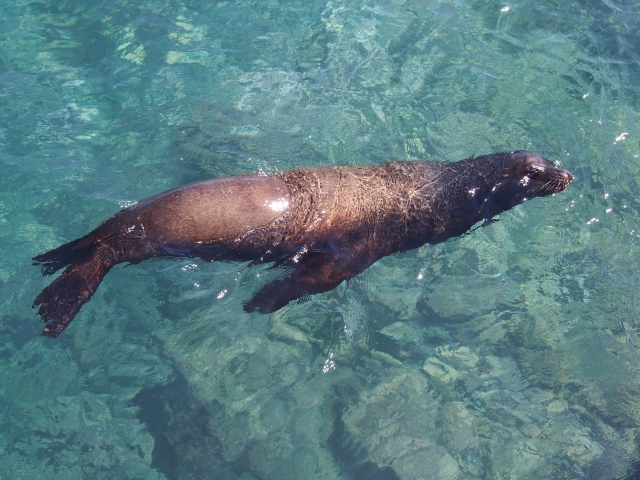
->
[538,175,569,193]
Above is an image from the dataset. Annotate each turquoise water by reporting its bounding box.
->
[2,0,640,478]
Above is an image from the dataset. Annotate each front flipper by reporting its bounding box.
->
[243,248,371,314]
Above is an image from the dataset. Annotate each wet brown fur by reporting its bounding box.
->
[33,151,572,337]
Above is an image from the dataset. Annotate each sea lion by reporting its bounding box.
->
[33,151,572,338]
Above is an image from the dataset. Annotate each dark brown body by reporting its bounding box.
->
[33,151,572,337]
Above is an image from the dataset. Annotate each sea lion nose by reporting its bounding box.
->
[560,169,573,182]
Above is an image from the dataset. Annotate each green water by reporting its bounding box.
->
[2,0,640,478]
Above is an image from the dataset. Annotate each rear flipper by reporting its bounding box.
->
[33,245,115,338]
[243,249,371,314]
[33,235,96,275]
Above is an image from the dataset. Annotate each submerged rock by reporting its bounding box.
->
[340,371,462,480]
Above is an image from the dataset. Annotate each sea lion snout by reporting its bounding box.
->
[555,168,573,191]
[539,162,573,193]
[559,168,573,183]
[505,151,573,194]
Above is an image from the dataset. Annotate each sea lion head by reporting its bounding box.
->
[480,150,572,218]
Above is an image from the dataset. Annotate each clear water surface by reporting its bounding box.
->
[2,0,640,478]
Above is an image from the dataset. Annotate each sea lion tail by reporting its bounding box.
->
[33,240,115,338]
